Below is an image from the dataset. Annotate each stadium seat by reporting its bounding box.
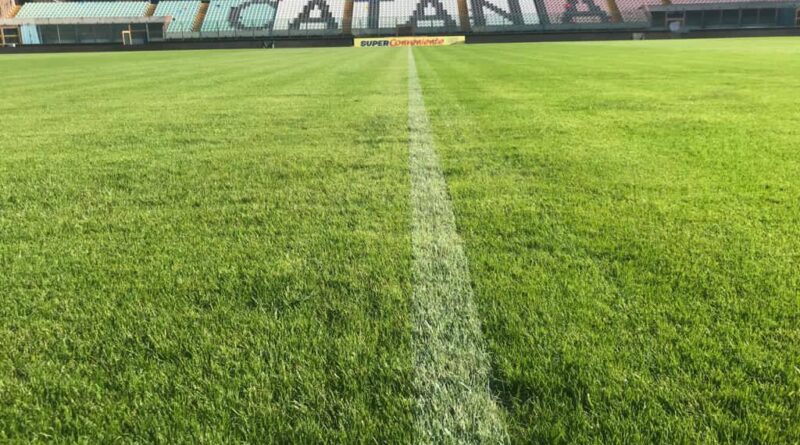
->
[16,2,149,18]
[539,0,612,24]
[351,0,461,31]
[200,0,345,34]
[154,1,201,33]
[466,0,660,29]
[614,0,663,23]
[669,0,757,3]
[273,0,345,32]
[467,0,541,28]
[13,0,775,36]
[201,0,277,32]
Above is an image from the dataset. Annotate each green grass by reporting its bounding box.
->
[1,39,799,443]
[0,49,415,442]
[414,39,800,443]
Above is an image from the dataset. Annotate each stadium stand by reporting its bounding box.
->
[154,1,201,33]
[614,0,663,23]
[467,0,540,29]
[534,0,665,25]
[200,0,276,32]
[539,0,611,24]
[669,0,761,3]
[15,2,148,18]
[273,0,345,32]
[2,0,797,44]
[351,0,462,31]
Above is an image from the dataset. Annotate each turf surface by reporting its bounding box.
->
[1,39,799,443]
[1,49,415,442]
[414,39,800,443]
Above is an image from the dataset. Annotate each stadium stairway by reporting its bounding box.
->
[605,0,623,22]
[192,2,208,32]
[457,0,470,31]
[145,2,156,16]
[4,3,20,18]
[342,0,353,33]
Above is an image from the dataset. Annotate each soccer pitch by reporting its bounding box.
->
[1,39,798,443]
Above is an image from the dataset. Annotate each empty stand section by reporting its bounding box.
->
[540,0,611,24]
[155,1,201,33]
[5,0,794,40]
[614,0,661,22]
[669,0,764,3]
[15,2,148,18]
[352,0,461,32]
[201,0,276,32]
[178,0,350,35]
[273,0,345,33]
[466,0,540,28]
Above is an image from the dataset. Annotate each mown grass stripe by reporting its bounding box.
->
[407,48,507,444]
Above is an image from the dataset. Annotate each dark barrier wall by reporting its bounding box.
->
[2,27,799,54]
[0,36,353,53]
[35,23,164,44]
[466,26,800,42]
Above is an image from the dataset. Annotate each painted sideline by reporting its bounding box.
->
[407,48,508,444]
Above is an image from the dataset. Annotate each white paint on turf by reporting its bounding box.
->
[407,48,508,444]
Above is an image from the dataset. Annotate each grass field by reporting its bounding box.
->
[1,38,799,443]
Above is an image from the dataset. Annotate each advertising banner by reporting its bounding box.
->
[355,35,465,47]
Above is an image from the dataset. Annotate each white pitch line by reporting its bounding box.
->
[407,48,508,444]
